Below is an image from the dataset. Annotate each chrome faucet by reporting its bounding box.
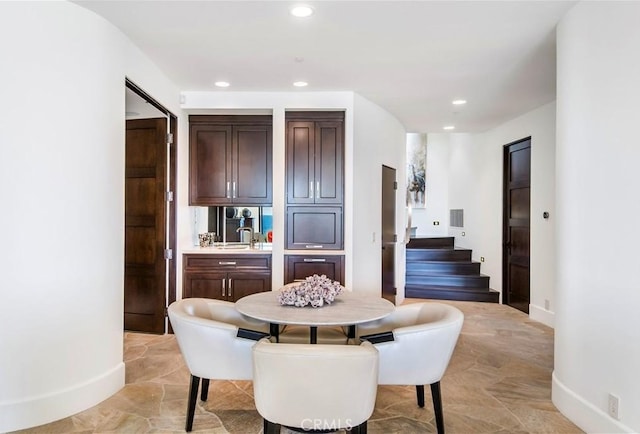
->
[236,226,255,248]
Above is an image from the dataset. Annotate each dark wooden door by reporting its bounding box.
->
[125,118,167,333]
[234,125,272,204]
[382,165,396,303]
[189,124,232,205]
[503,138,531,313]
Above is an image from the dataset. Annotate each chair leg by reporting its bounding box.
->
[200,378,210,401]
[416,384,425,408]
[186,375,200,432]
[430,381,445,434]
[351,421,367,434]
[263,418,280,434]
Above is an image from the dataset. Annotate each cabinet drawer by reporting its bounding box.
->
[183,254,271,270]
[285,255,345,285]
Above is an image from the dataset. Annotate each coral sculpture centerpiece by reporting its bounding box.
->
[277,274,344,308]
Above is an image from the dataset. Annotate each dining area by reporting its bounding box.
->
[14,296,582,434]
[167,275,464,433]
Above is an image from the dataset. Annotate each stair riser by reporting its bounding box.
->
[407,262,481,275]
[406,275,490,288]
[405,287,500,303]
[407,250,472,261]
[407,237,454,249]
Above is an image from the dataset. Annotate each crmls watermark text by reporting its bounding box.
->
[301,418,354,431]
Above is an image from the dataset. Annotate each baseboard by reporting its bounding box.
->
[529,303,554,328]
[0,361,125,432]
[552,371,635,433]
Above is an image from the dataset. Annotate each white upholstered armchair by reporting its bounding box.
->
[252,338,379,434]
[357,302,464,434]
[167,298,269,432]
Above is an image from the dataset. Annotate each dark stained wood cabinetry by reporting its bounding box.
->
[285,255,345,285]
[286,206,343,250]
[286,112,344,250]
[182,254,271,302]
[189,115,272,205]
[286,114,343,204]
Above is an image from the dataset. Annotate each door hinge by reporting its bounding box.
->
[164,249,173,260]
[166,133,174,145]
[393,181,398,190]
[393,234,398,242]
[164,306,168,317]
[166,191,174,202]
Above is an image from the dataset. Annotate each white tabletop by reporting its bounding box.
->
[235,290,395,327]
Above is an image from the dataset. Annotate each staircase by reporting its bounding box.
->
[405,237,499,303]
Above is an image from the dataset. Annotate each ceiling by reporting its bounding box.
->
[77,1,576,133]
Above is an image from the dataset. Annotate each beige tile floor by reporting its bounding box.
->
[14,300,582,434]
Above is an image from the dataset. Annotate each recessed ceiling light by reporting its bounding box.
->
[290,5,314,17]
[452,99,467,105]
[293,81,308,87]
[443,125,455,130]
[214,81,230,88]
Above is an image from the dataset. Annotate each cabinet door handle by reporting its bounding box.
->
[303,258,326,262]
[222,279,226,297]
[228,278,232,298]
[232,182,236,198]
[309,181,314,199]
[316,181,320,199]
[226,181,231,199]
[218,261,237,265]
[305,245,323,249]
[293,279,306,282]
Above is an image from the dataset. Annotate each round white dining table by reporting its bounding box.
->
[235,290,395,343]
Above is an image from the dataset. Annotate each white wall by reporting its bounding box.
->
[553,3,640,433]
[353,94,407,300]
[0,2,180,431]
[412,133,450,237]
[423,102,556,326]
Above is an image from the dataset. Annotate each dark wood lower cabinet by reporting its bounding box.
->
[285,255,345,285]
[286,206,343,250]
[183,254,271,302]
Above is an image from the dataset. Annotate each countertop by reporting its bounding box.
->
[182,243,272,255]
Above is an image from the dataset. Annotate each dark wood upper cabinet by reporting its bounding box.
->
[286,112,343,205]
[190,115,272,205]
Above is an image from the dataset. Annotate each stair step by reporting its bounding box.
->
[406,261,481,275]
[407,248,472,262]
[407,237,454,249]
[405,285,500,303]
[405,274,490,288]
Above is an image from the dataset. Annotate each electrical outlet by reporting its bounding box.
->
[545,299,550,311]
[433,221,440,226]
[608,393,620,420]
[480,257,485,262]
